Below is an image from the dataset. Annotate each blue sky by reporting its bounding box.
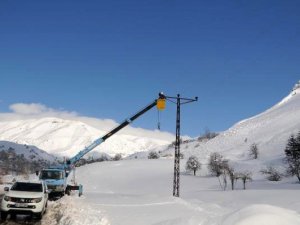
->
[0,0,299,137]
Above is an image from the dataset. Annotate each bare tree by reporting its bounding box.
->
[220,170,227,191]
[185,156,201,176]
[208,152,231,190]
[238,171,252,189]
[226,166,236,190]
[208,152,225,177]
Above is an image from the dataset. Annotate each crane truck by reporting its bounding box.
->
[38,93,166,197]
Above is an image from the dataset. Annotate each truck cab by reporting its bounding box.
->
[39,168,67,197]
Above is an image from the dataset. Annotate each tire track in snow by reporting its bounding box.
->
[93,201,176,207]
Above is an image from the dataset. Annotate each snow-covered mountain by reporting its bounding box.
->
[156,81,300,174]
[1,81,300,167]
[0,117,171,158]
[0,140,56,162]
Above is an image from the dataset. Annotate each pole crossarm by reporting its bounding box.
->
[164,95,198,103]
[180,99,198,105]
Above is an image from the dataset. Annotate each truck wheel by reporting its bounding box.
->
[43,203,47,214]
[0,211,8,220]
[34,212,43,220]
[65,189,70,196]
[10,213,16,219]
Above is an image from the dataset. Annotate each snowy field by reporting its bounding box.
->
[1,159,300,225]
[71,159,300,225]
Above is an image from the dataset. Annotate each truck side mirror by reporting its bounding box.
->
[36,171,39,176]
[4,187,9,192]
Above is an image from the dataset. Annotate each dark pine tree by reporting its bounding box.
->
[285,133,300,182]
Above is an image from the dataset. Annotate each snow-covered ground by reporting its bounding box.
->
[62,159,300,225]
[1,157,300,225]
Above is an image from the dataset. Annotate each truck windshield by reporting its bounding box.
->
[11,182,43,192]
[40,171,63,180]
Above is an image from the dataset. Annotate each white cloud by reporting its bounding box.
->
[7,103,78,117]
[0,103,176,142]
[10,103,50,115]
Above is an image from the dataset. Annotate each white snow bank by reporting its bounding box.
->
[42,196,109,225]
[222,204,300,225]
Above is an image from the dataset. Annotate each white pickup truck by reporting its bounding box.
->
[0,181,48,220]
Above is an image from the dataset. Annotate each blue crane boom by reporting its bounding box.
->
[66,92,166,167]
[39,93,166,198]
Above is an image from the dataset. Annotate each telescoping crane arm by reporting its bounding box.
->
[66,92,166,167]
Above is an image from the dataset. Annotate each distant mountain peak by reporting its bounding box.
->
[292,80,300,92]
[0,117,171,158]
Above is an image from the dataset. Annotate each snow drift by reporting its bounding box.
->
[222,204,300,225]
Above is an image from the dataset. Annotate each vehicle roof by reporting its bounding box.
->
[14,180,43,184]
[42,168,64,171]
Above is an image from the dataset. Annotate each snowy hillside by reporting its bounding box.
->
[0,140,55,162]
[0,118,171,158]
[151,81,300,175]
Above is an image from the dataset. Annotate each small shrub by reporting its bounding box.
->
[162,154,172,158]
[180,153,184,159]
[261,166,282,181]
[198,128,218,142]
[98,155,109,162]
[113,153,122,161]
[148,151,160,159]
